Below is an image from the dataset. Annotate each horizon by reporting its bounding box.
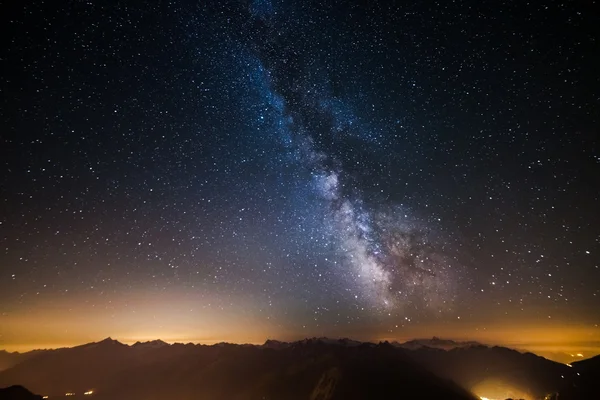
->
[3,333,599,366]
[2,334,594,400]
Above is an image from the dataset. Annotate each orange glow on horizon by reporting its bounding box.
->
[1,291,599,365]
[2,319,599,365]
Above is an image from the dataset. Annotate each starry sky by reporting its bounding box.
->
[1,0,599,360]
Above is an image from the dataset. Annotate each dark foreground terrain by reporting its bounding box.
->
[0,338,598,400]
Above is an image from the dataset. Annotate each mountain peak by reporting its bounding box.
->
[0,385,43,400]
[396,337,481,350]
[79,337,125,348]
[132,339,169,348]
[99,337,122,344]
[263,337,367,350]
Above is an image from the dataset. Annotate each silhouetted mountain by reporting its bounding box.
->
[80,337,127,349]
[131,340,169,349]
[0,351,51,373]
[558,354,600,399]
[262,339,291,349]
[571,354,600,372]
[0,339,475,400]
[394,336,481,350]
[0,385,42,400]
[262,337,365,350]
[1,338,597,399]
[0,353,22,374]
[403,344,576,399]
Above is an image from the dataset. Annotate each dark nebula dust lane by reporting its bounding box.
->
[0,0,598,350]
[240,4,462,314]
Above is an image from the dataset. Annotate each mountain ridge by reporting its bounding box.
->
[1,337,596,399]
[0,339,480,400]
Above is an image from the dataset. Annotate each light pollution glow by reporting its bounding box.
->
[1,295,599,365]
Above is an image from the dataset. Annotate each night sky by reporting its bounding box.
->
[1,0,599,360]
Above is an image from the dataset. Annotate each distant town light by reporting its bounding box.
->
[84,390,94,395]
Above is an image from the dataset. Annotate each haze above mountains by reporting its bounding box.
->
[1,337,599,400]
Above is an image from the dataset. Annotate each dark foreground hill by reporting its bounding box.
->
[0,337,597,399]
[557,354,600,399]
[0,339,474,400]
[404,344,573,399]
[0,385,42,400]
[0,352,47,374]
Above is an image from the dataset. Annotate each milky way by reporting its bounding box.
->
[256,66,458,312]
[245,1,459,314]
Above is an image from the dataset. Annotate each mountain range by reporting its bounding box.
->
[0,337,598,400]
